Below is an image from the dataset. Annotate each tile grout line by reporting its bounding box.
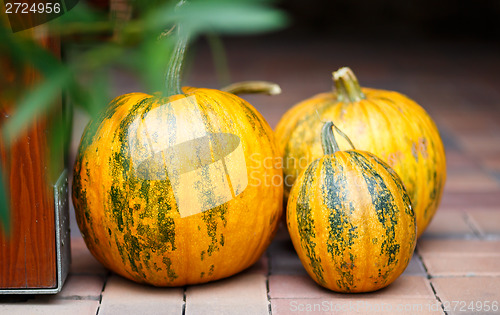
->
[462,212,483,239]
[428,281,447,315]
[95,272,111,315]
[182,286,187,315]
[266,250,272,315]
[415,247,448,315]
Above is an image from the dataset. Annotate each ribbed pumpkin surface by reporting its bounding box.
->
[276,84,446,238]
[287,150,416,293]
[72,87,283,286]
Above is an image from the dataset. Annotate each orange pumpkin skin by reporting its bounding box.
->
[287,148,416,293]
[276,70,446,237]
[72,87,283,286]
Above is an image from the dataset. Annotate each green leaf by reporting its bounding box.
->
[46,1,113,36]
[66,79,97,118]
[47,105,71,183]
[87,73,111,116]
[53,0,106,24]
[2,69,71,143]
[143,0,288,37]
[0,0,289,144]
[0,166,10,236]
[180,0,288,36]
[137,36,176,93]
[8,36,63,78]
[206,33,231,87]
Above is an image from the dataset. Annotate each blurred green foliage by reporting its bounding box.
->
[0,0,287,234]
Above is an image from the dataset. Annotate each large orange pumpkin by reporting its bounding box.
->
[276,67,446,237]
[72,27,282,286]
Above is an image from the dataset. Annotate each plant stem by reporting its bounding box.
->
[164,0,188,97]
[164,27,188,97]
[333,67,365,103]
[321,121,356,155]
[321,122,339,155]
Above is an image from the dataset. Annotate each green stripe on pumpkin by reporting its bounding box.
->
[348,151,400,268]
[294,159,325,286]
[369,154,415,218]
[321,157,358,292]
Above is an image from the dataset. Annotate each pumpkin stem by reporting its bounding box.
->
[221,81,282,96]
[321,121,356,155]
[333,67,365,103]
[164,1,188,97]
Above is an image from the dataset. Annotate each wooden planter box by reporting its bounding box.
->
[0,26,70,294]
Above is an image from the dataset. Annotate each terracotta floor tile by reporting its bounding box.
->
[439,128,463,151]
[0,300,99,315]
[185,273,269,315]
[417,239,500,255]
[422,255,500,277]
[457,135,500,155]
[418,239,500,276]
[479,155,500,172]
[55,274,105,300]
[99,275,184,315]
[466,209,500,237]
[439,192,500,210]
[346,276,435,300]
[269,275,434,299]
[436,112,499,136]
[420,210,475,239]
[431,277,500,315]
[70,238,108,276]
[445,151,481,170]
[269,255,307,275]
[444,171,500,193]
[269,274,331,299]
[244,254,269,275]
[268,239,308,275]
[272,298,329,315]
[271,298,444,315]
[402,254,427,276]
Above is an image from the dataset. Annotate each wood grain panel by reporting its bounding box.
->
[0,25,60,289]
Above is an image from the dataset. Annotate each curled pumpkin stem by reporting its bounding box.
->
[321,121,356,155]
[221,81,282,96]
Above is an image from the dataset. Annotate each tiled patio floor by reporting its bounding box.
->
[2,36,500,314]
[1,211,500,315]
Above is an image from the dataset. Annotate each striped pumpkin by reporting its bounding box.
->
[276,67,446,237]
[287,122,416,293]
[72,23,283,286]
[72,87,283,286]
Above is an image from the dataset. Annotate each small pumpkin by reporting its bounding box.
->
[276,67,446,237]
[72,25,283,286]
[287,122,416,293]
